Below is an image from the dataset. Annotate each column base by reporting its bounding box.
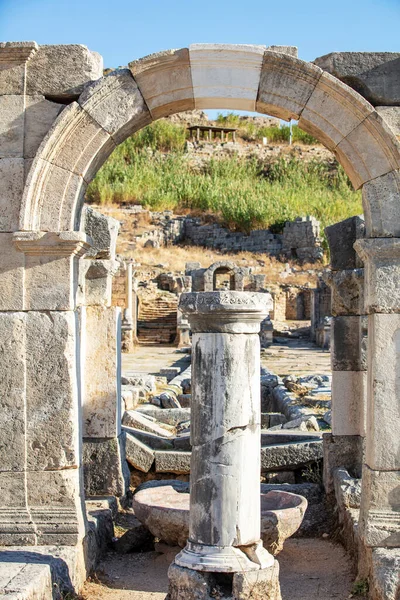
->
[175,540,274,573]
[167,560,281,600]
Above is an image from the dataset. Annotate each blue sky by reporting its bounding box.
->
[0,0,399,70]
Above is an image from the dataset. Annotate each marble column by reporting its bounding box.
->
[354,238,400,550]
[175,291,273,572]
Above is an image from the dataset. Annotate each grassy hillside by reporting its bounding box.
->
[86,118,362,234]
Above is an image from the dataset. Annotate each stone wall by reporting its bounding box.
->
[134,207,323,262]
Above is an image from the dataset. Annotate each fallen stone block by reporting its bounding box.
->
[261,431,322,445]
[122,410,175,437]
[283,415,320,432]
[177,394,191,408]
[121,388,139,411]
[136,405,191,426]
[155,450,191,474]
[260,441,323,472]
[159,366,181,381]
[370,548,400,600]
[122,425,174,450]
[122,373,156,392]
[125,432,155,472]
[0,561,53,600]
[159,392,181,409]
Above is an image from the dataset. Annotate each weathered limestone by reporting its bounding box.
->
[78,69,152,145]
[26,44,103,100]
[298,71,374,151]
[190,44,266,111]
[81,306,121,438]
[0,158,25,231]
[323,217,367,493]
[174,291,275,577]
[13,231,91,310]
[129,48,194,119]
[354,238,400,553]
[376,106,400,137]
[24,96,63,159]
[362,170,400,238]
[313,52,400,106]
[0,41,38,95]
[82,206,119,259]
[257,52,322,121]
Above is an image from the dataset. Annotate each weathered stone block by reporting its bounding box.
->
[257,52,322,121]
[313,52,400,106]
[0,42,37,95]
[376,106,400,137]
[0,95,24,158]
[360,465,400,548]
[0,561,53,599]
[325,268,364,316]
[125,432,155,472]
[364,313,400,470]
[22,157,86,231]
[266,45,298,58]
[22,253,78,311]
[129,48,194,119]
[323,433,364,494]
[331,371,367,436]
[355,238,400,313]
[362,169,400,238]
[0,234,24,310]
[82,206,120,259]
[0,472,26,507]
[0,312,26,472]
[25,311,79,471]
[79,69,152,144]
[83,259,120,307]
[24,95,63,158]
[232,560,281,600]
[155,450,191,474]
[260,441,323,472]
[83,435,129,497]
[331,316,367,371]
[325,215,365,270]
[299,71,373,151]
[37,102,115,184]
[26,44,103,100]
[0,158,25,232]
[334,111,400,189]
[370,548,400,600]
[82,306,121,438]
[190,44,266,111]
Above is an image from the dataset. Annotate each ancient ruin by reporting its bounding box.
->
[0,40,399,600]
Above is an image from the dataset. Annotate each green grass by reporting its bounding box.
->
[216,112,317,144]
[86,120,362,234]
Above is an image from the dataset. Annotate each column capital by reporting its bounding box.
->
[13,231,92,257]
[354,238,400,313]
[179,291,272,333]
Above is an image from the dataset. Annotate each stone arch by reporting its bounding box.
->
[203,261,244,291]
[19,44,400,236]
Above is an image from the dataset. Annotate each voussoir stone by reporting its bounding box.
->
[26,44,103,100]
[129,48,194,119]
[257,52,322,122]
[78,69,152,144]
[189,43,266,112]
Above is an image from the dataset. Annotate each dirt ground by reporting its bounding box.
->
[81,538,355,600]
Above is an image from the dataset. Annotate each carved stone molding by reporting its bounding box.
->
[13,231,92,257]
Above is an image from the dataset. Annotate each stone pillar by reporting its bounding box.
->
[121,261,136,351]
[354,238,400,550]
[168,291,280,600]
[323,216,367,493]
[0,231,91,546]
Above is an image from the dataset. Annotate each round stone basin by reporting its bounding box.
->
[132,480,307,555]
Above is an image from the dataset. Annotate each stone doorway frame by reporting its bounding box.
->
[2,44,400,571]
